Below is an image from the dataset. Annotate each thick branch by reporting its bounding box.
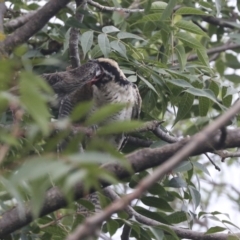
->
[67,101,240,239]
[201,15,236,29]
[1,125,240,237]
[4,10,37,31]
[3,0,71,52]
[87,0,144,13]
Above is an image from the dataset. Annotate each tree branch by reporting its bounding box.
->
[3,0,71,52]
[0,1,6,33]
[2,125,240,236]
[69,0,86,68]
[87,0,144,13]
[4,10,37,31]
[102,188,240,240]
[188,43,240,61]
[201,15,236,29]
[67,100,240,239]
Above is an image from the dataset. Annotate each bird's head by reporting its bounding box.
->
[87,58,129,86]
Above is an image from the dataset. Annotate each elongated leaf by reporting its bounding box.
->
[133,13,162,25]
[138,75,159,96]
[167,176,187,188]
[86,103,125,125]
[107,219,119,236]
[175,7,208,16]
[189,186,201,209]
[166,78,192,88]
[97,120,143,135]
[175,32,203,49]
[209,81,219,97]
[117,32,145,41]
[70,101,93,121]
[175,20,208,37]
[199,96,210,116]
[173,161,192,173]
[81,31,93,58]
[141,196,173,212]
[149,227,164,240]
[222,86,232,107]
[151,1,167,11]
[98,33,111,57]
[157,225,179,240]
[110,40,127,59]
[102,25,120,33]
[175,45,186,70]
[185,88,218,104]
[166,211,187,224]
[193,161,210,176]
[20,72,50,134]
[174,92,194,125]
[206,226,226,234]
[197,47,210,67]
[160,0,177,21]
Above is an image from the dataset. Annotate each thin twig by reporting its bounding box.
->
[69,0,86,68]
[87,0,144,13]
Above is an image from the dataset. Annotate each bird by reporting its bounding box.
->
[42,58,142,216]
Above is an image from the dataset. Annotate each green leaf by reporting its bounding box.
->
[97,120,143,135]
[107,219,119,236]
[86,103,126,125]
[199,96,210,116]
[205,226,226,234]
[65,17,85,28]
[166,211,188,224]
[174,92,194,125]
[70,101,93,121]
[133,13,162,25]
[102,25,120,33]
[222,86,232,107]
[209,81,219,97]
[227,236,240,240]
[138,75,159,96]
[167,176,187,188]
[222,220,240,230]
[197,47,210,67]
[141,196,173,212]
[117,32,145,41]
[81,31,93,58]
[175,44,186,70]
[185,88,218,104]
[175,20,208,37]
[151,1,168,11]
[175,7,208,16]
[110,40,127,59]
[98,33,111,57]
[166,78,192,89]
[175,32,203,49]
[157,225,179,240]
[189,186,201,209]
[20,72,50,134]
[160,0,177,21]
[193,161,210,176]
[149,227,164,240]
[173,161,192,173]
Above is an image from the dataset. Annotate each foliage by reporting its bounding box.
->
[0,0,240,239]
